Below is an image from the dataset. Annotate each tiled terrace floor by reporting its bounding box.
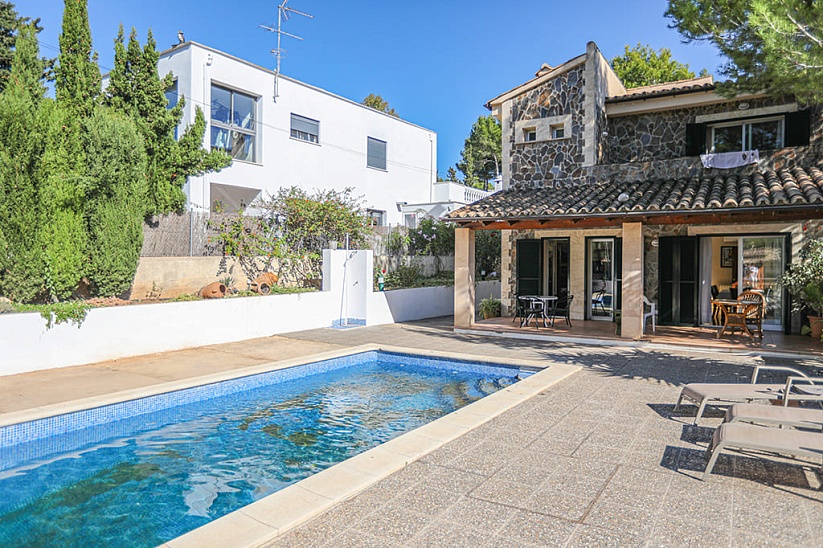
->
[3,317,823,546]
[471,316,822,357]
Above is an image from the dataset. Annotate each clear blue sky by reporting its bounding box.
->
[23,0,723,177]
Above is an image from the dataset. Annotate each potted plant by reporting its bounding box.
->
[479,297,501,320]
[779,239,823,340]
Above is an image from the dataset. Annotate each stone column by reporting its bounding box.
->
[621,222,644,339]
[454,228,476,328]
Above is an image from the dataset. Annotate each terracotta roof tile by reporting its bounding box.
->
[447,164,823,223]
[606,77,716,103]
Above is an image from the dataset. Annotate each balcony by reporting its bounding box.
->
[431,182,493,205]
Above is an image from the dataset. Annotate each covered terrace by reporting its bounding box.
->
[448,165,823,341]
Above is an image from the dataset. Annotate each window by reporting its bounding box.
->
[367,137,387,170]
[367,209,386,227]
[709,117,784,153]
[290,114,319,143]
[165,80,179,139]
[210,84,256,162]
[165,80,179,109]
[524,128,537,142]
[550,124,565,139]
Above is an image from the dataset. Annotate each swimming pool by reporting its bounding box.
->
[0,349,535,546]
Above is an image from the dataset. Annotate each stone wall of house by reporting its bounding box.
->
[508,66,587,189]
[508,70,823,191]
[605,96,793,164]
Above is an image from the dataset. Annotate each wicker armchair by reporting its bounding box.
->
[738,290,765,339]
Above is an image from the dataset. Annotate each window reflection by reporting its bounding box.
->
[210,84,256,162]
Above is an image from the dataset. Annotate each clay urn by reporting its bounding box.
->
[200,282,227,299]
[254,272,279,295]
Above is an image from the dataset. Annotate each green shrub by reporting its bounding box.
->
[384,263,421,289]
[476,230,501,278]
[13,300,91,328]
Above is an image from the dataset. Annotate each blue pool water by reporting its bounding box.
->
[0,351,529,546]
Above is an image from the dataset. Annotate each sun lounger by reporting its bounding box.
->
[724,403,823,431]
[703,422,823,480]
[675,366,819,425]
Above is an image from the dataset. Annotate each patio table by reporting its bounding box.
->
[712,299,758,340]
[520,295,558,328]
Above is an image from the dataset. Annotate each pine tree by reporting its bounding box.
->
[457,115,501,190]
[667,0,823,102]
[55,0,99,117]
[611,44,705,89]
[105,26,229,214]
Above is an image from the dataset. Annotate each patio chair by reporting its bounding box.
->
[703,422,823,480]
[519,296,546,328]
[591,289,608,316]
[547,295,574,327]
[643,296,657,333]
[738,290,765,339]
[674,365,819,424]
[723,403,823,431]
[512,292,526,323]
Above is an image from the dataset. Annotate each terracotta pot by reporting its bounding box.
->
[809,316,823,340]
[253,272,279,295]
[200,282,227,299]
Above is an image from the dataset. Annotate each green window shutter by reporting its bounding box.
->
[784,110,811,147]
[516,239,542,295]
[684,123,706,156]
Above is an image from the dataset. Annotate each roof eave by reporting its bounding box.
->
[448,203,823,225]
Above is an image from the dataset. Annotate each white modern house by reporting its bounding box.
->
[156,41,437,226]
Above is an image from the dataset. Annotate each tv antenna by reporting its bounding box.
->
[260,0,313,100]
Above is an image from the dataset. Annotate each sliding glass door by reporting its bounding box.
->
[543,239,570,298]
[740,236,785,327]
[588,238,614,320]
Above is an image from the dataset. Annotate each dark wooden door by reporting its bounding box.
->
[516,239,542,295]
[659,236,699,326]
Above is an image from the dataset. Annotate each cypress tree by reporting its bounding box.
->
[0,2,51,93]
[55,0,99,117]
[0,1,20,90]
[105,26,229,215]
[83,108,146,296]
[0,23,48,301]
[36,102,89,300]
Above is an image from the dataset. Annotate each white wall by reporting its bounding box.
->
[0,247,500,376]
[160,43,436,225]
[368,280,500,325]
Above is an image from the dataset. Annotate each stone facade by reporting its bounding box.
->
[506,66,823,190]
[508,66,588,189]
[605,96,791,164]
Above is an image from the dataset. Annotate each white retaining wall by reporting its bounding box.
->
[0,249,499,376]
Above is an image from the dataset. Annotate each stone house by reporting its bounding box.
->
[448,42,823,339]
